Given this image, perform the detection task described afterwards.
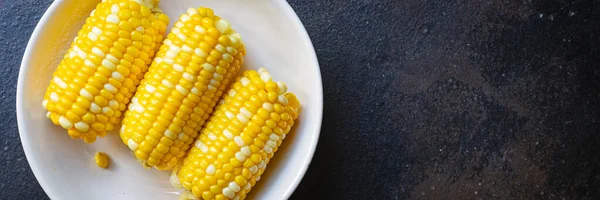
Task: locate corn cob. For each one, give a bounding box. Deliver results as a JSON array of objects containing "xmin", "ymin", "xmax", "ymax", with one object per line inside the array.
[
  {"xmin": 171, "ymin": 69, "xmax": 300, "ymax": 200},
  {"xmin": 120, "ymin": 7, "xmax": 246, "ymax": 170},
  {"xmin": 42, "ymin": 0, "xmax": 169, "ymax": 143}
]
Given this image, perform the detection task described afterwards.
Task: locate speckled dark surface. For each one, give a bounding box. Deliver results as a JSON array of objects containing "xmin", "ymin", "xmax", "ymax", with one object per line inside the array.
[{"xmin": 1, "ymin": 0, "xmax": 599, "ymax": 199}]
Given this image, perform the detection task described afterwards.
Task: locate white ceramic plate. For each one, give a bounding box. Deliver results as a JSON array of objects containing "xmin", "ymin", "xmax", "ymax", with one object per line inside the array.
[{"xmin": 16, "ymin": 0, "xmax": 322, "ymax": 199}]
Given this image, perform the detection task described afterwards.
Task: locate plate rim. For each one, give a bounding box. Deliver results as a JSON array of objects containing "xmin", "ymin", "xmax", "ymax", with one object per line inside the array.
[
  {"xmin": 17, "ymin": 2, "xmax": 66, "ymax": 199},
  {"xmin": 16, "ymin": 0, "xmax": 323, "ymax": 199}
]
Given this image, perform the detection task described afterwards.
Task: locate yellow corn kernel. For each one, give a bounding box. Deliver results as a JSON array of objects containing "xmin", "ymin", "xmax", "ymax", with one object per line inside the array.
[
  {"xmin": 95, "ymin": 152, "xmax": 109, "ymax": 168},
  {"xmin": 42, "ymin": 0, "xmax": 169, "ymax": 142},
  {"xmin": 174, "ymin": 68, "xmax": 299, "ymax": 199}
]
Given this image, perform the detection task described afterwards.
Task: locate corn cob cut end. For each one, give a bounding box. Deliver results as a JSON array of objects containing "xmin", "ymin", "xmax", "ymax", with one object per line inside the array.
[
  {"xmin": 178, "ymin": 190, "xmax": 198, "ymax": 200},
  {"xmin": 171, "ymin": 167, "xmax": 199, "ymax": 200},
  {"xmin": 119, "ymin": 6, "xmax": 246, "ymax": 170},
  {"xmin": 42, "ymin": 0, "xmax": 169, "ymax": 143},
  {"xmin": 133, "ymin": 0, "xmax": 164, "ymax": 12},
  {"xmin": 174, "ymin": 68, "xmax": 299, "ymax": 200}
]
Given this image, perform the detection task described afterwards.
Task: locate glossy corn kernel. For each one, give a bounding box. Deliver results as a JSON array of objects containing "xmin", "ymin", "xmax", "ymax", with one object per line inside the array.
[
  {"xmin": 95, "ymin": 152, "xmax": 109, "ymax": 168},
  {"xmin": 171, "ymin": 68, "xmax": 300, "ymax": 200},
  {"xmin": 120, "ymin": 7, "xmax": 246, "ymax": 170},
  {"xmin": 42, "ymin": 0, "xmax": 169, "ymax": 143}
]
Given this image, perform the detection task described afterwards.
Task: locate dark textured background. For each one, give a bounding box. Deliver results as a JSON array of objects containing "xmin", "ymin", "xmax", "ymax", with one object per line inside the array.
[{"xmin": 1, "ymin": 0, "xmax": 599, "ymax": 199}]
